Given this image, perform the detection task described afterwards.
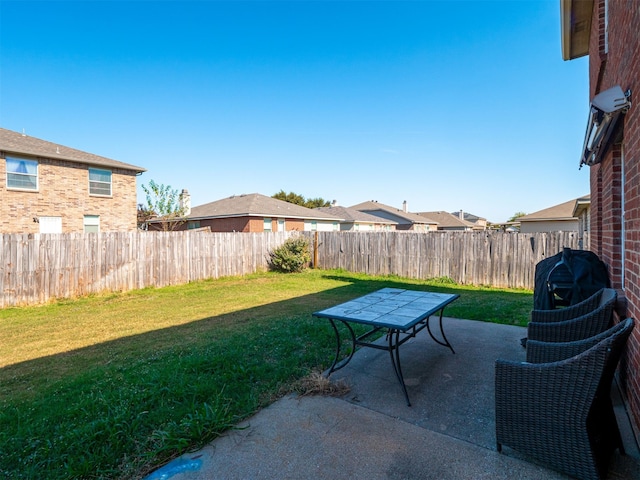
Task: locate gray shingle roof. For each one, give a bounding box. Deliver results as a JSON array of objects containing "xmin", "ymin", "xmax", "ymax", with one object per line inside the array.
[
  {"xmin": 349, "ymin": 200, "xmax": 438, "ymax": 224},
  {"xmin": 519, "ymin": 195, "xmax": 590, "ymax": 221},
  {"xmin": 417, "ymin": 211, "xmax": 472, "ymax": 228},
  {"xmin": 450, "ymin": 211, "xmax": 486, "ymax": 223},
  {"xmin": 0, "ymin": 127, "xmax": 145, "ymax": 172},
  {"xmin": 313, "ymin": 205, "xmax": 396, "ymax": 224},
  {"xmin": 189, "ymin": 193, "xmax": 344, "ymax": 221}
]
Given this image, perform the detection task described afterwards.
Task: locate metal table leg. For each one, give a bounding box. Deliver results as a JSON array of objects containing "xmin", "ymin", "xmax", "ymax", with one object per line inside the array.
[
  {"xmin": 388, "ymin": 329, "xmax": 412, "ymax": 406},
  {"xmin": 326, "ymin": 318, "xmax": 356, "ymax": 375},
  {"xmin": 426, "ymin": 308, "xmax": 455, "ymax": 354}
]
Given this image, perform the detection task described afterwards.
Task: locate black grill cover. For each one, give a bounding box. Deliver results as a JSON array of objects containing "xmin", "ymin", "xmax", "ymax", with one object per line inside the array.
[{"xmin": 533, "ymin": 247, "xmax": 610, "ymax": 310}]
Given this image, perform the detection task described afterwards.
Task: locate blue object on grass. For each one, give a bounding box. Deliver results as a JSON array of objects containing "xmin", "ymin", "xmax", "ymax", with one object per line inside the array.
[{"xmin": 144, "ymin": 456, "xmax": 203, "ymax": 480}]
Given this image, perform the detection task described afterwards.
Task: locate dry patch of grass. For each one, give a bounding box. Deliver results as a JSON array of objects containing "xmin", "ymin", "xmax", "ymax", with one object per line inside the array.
[{"xmin": 291, "ymin": 370, "xmax": 351, "ymax": 397}]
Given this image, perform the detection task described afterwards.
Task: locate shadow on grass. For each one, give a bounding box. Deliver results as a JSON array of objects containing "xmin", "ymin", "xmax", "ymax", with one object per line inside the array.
[{"xmin": 0, "ymin": 271, "xmax": 532, "ymax": 480}]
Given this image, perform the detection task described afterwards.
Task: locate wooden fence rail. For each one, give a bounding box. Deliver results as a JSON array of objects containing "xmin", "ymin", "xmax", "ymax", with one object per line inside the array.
[{"xmin": 1, "ymin": 230, "xmax": 587, "ymax": 308}]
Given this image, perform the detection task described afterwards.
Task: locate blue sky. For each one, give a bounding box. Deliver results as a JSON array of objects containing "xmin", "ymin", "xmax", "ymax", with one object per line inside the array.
[{"xmin": 0, "ymin": 0, "xmax": 590, "ymax": 223}]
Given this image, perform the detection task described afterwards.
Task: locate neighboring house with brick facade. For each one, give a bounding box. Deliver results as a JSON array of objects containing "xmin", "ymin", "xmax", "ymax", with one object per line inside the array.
[
  {"xmin": 313, "ymin": 203, "xmax": 396, "ymax": 231},
  {"xmin": 1, "ymin": 128, "xmax": 145, "ymax": 233},
  {"xmin": 561, "ymin": 0, "xmax": 640, "ymax": 444},
  {"xmin": 178, "ymin": 193, "xmax": 343, "ymax": 232},
  {"xmin": 350, "ymin": 200, "xmax": 438, "ymax": 232}
]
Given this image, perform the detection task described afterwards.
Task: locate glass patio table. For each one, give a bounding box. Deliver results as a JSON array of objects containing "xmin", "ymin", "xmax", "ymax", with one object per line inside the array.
[{"xmin": 312, "ymin": 288, "xmax": 459, "ymax": 406}]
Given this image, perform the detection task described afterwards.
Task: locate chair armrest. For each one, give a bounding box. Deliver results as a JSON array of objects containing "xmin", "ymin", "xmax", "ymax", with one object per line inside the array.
[
  {"xmin": 496, "ymin": 354, "xmax": 602, "ymax": 419},
  {"xmin": 530, "ymin": 289, "xmax": 605, "ymax": 323},
  {"xmin": 528, "ymin": 306, "xmax": 613, "ymax": 343},
  {"xmin": 526, "ymin": 337, "xmax": 601, "ymax": 363},
  {"xmin": 526, "ymin": 318, "xmax": 629, "ymax": 363}
]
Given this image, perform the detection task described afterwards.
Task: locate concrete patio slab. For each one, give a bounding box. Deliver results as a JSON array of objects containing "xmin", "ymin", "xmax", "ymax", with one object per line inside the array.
[{"xmin": 155, "ymin": 318, "xmax": 640, "ymax": 480}]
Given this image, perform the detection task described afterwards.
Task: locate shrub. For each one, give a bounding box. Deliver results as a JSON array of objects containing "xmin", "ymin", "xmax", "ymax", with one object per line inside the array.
[{"xmin": 268, "ymin": 236, "xmax": 311, "ymax": 273}]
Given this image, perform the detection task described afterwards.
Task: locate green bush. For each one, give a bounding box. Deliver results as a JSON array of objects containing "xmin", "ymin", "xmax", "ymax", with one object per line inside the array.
[{"xmin": 268, "ymin": 236, "xmax": 311, "ymax": 273}]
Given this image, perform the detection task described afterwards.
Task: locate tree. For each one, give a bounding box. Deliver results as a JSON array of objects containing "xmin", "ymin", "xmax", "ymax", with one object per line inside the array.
[
  {"xmin": 141, "ymin": 180, "xmax": 187, "ymax": 231},
  {"xmin": 507, "ymin": 211, "xmax": 527, "ymax": 223},
  {"xmin": 272, "ymin": 190, "xmax": 331, "ymax": 208},
  {"xmin": 304, "ymin": 197, "xmax": 331, "ymax": 208},
  {"xmin": 272, "ymin": 190, "xmax": 305, "ymax": 206},
  {"xmin": 137, "ymin": 203, "xmax": 155, "ymax": 230}
]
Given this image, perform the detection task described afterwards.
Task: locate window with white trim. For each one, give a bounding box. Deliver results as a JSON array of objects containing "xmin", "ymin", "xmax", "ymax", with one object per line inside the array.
[
  {"xmin": 84, "ymin": 215, "xmax": 100, "ymax": 233},
  {"xmin": 6, "ymin": 157, "xmax": 38, "ymax": 190},
  {"xmin": 264, "ymin": 218, "xmax": 273, "ymax": 232},
  {"xmin": 89, "ymin": 168, "xmax": 112, "ymax": 196}
]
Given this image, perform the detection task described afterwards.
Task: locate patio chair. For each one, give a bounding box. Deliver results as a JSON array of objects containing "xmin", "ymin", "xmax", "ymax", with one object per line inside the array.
[
  {"xmin": 531, "ymin": 287, "xmax": 616, "ymax": 323},
  {"xmin": 527, "ymin": 288, "xmax": 617, "ymax": 343},
  {"xmin": 495, "ymin": 317, "xmax": 635, "ymax": 480}
]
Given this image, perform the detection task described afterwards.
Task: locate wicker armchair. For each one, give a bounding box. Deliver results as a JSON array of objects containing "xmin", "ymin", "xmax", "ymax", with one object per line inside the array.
[
  {"xmin": 527, "ymin": 288, "xmax": 617, "ymax": 343},
  {"xmin": 531, "ymin": 288, "xmax": 616, "ymax": 322},
  {"xmin": 496, "ymin": 318, "xmax": 635, "ymax": 480}
]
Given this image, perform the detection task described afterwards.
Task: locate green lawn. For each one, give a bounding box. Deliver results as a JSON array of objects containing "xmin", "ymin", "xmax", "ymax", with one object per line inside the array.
[{"xmin": 0, "ymin": 269, "xmax": 533, "ymax": 480}]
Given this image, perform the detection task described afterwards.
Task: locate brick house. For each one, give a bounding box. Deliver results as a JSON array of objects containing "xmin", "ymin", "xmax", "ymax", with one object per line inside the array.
[
  {"xmin": 177, "ymin": 193, "xmax": 343, "ymax": 232},
  {"xmin": 1, "ymin": 128, "xmax": 145, "ymax": 233},
  {"xmin": 561, "ymin": 0, "xmax": 640, "ymax": 440}
]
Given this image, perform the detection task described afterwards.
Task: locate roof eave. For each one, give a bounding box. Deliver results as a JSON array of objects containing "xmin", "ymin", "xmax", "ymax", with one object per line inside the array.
[
  {"xmin": 520, "ymin": 217, "xmax": 578, "ymax": 222},
  {"xmin": 1, "ymin": 147, "xmax": 146, "ymax": 174},
  {"xmin": 188, "ymin": 213, "xmax": 343, "ymax": 221},
  {"xmin": 573, "ymin": 199, "xmax": 591, "ymax": 216},
  {"xmin": 560, "ymin": 0, "xmax": 593, "ymax": 61}
]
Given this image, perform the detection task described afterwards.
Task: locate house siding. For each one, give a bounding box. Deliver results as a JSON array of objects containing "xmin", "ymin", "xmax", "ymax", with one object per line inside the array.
[
  {"xmin": 1, "ymin": 155, "xmax": 138, "ymax": 233},
  {"xmin": 519, "ymin": 219, "xmax": 579, "ymax": 233},
  {"xmin": 586, "ymin": 0, "xmax": 640, "ymax": 439}
]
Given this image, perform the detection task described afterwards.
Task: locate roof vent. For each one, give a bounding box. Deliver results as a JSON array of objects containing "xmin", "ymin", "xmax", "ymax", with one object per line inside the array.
[{"xmin": 580, "ymin": 85, "xmax": 632, "ymax": 169}]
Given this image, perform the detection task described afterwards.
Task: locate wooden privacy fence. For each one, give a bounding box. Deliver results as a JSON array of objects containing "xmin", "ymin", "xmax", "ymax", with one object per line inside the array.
[
  {"xmin": 302, "ymin": 231, "xmax": 588, "ymax": 290},
  {"xmin": 0, "ymin": 231, "xmax": 293, "ymax": 308},
  {"xmin": 1, "ymin": 230, "xmax": 587, "ymax": 308}
]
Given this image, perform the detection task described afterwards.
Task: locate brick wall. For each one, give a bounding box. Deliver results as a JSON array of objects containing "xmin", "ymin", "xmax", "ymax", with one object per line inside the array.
[
  {"xmin": 186, "ymin": 217, "xmax": 308, "ymax": 232},
  {"xmin": 286, "ymin": 219, "xmax": 305, "ymax": 231},
  {"xmin": 587, "ymin": 0, "xmax": 640, "ymax": 439},
  {"xmin": 204, "ymin": 217, "xmax": 252, "ymax": 232},
  {"xmin": 1, "ymin": 156, "xmax": 139, "ymax": 233}
]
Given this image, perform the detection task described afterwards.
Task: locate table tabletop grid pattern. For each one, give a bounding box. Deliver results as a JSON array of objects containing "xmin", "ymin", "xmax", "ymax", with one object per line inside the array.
[{"xmin": 314, "ymin": 288, "xmax": 458, "ymax": 331}]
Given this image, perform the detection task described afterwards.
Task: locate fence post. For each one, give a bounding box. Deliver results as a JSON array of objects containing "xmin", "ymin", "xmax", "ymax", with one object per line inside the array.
[{"xmin": 313, "ymin": 231, "xmax": 319, "ymax": 269}]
